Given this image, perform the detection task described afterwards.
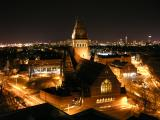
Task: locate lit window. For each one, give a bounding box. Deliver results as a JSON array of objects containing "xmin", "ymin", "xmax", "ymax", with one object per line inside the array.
[
  {"xmin": 105, "ymin": 98, "xmax": 108, "ymax": 102},
  {"xmin": 101, "ymin": 79, "xmax": 112, "ymax": 93},
  {"xmin": 47, "ymin": 67, "xmax": 51, "ymax": 72},
  {"xmin": 96, "ymin": 99, "xmax": 100, "ymax": 103},
  {"xmin": 42, "ymin": 68, "xmax": 46, "ymax": 72}
]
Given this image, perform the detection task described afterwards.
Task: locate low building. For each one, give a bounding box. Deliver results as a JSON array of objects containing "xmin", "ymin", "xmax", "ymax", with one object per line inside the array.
[
  {"xmin": 28, "ymin": 59, "xmax": 63, "ymax": 78},
  {"xmin": 110, "ymin": 60, "xmax": 137, "ymax": 78},
  {"xmin": 95, "ymin": 52, "xmax": 131, "ymax": 64}
]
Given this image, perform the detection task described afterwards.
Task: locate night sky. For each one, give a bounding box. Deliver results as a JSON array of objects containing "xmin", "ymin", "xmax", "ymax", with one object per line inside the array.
[{"xmin": 0, "ymin": 0, "xmax": 160, "ymax": 43}]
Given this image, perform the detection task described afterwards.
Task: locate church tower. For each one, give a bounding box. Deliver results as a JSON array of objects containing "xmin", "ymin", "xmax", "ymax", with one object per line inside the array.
[{"xmin": 71, "ymin": 18, "xmax": 90, "ymax": 63}]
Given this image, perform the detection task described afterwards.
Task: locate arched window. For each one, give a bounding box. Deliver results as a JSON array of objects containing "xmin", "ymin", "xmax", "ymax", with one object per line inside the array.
[
  {"xmin": 101, "ymin": 79, "xmax": 112, "ymax": 93},
  {"xmin": 76, "ymin": 44, "xmax": 79, "ymax": 47}
]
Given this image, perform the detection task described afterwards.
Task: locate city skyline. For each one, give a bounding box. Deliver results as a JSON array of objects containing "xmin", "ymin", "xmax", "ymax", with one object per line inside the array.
[
  {"xmin": 0, "ymin": 15, "xmax": 160, "ymax": 119},
  {"xmin": 0, "ymin": 0, "xmax": 160, "ymax": 43}
]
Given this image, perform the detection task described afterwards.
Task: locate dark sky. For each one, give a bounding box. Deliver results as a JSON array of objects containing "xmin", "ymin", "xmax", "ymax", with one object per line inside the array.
[{"xmin": 0, "ymin": 0, "xmax": 160, "ymax": 43}]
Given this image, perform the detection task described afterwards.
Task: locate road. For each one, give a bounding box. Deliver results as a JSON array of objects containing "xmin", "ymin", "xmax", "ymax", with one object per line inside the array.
[
  {"xmin": 110, "ymin": 56, "xmax": 160, "ymax": 118},
  {"xmin": 6, "ymin": 83, "xmax": 45, "ymax": 107},
  {"xmin": 129, "ymin": 57, "xmax": 160, "ymax": 113}
]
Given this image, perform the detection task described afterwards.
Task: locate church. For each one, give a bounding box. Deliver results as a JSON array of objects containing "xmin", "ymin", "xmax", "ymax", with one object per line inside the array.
[
  {"xmin": 40, "ymin": 19, "xmax": 121, "ymax": 109},
  {"xmin": 70, "ymin": 18, "xmax": 121, "ymax": 104}
]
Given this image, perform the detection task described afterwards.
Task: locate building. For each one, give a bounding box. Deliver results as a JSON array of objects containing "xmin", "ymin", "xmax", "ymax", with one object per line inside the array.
[
  {"xmin": 76, "ymin": 60, "xmax": 121, "ymax": 103},
  {"xmin": 28, "ymin": 59, "xmax": 63, "ymax": 78},
  {"xmin": 110, "ymin": 60, "xmax": 137, "ymax": 78},
  {"xmin": 95, "ymin": 52, "xmax": 131, "ymax": 64},
  {"xmin": 71, "ymin": 19, "xmax": 90, "ymax": 63},
  {"xmin": 27, "ymin": 49, "xmax": 74, "ymax": 78},
  {"xmin": 0, "ymin": 103, "xmax": 120, "ymax": 120},
  {"xmin": 40, "ymin": 60, "xmax": 121, "ymax": 110},
  {"xmin": 39, "ymin": 19, "xmax": 121, "ymax": 112}
]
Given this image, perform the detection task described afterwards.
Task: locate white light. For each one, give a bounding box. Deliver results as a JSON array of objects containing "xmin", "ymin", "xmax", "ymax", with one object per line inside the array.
[
  {"xmin": 123, "ymin": 72, "xmax": 136, "ymax": 78},
  {"xmin": 97, "ymin": 52, "xmax": 113, "ymax": 56}
]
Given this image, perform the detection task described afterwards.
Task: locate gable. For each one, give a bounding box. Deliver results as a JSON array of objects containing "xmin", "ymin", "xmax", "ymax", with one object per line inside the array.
[{"xmin": 76, "ymin": 60, "xmax": 120, "ymax": 87}]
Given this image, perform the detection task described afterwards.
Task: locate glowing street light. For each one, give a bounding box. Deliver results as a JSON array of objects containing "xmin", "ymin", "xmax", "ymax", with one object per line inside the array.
[{"xmin": 12, "ymin": 74, "xmax": 19, "ymax": 86}]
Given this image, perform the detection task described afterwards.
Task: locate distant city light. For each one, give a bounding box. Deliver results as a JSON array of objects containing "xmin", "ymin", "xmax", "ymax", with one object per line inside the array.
[{"xmin": 148, "ymin": 35, "xmax": 152, "ymax": 38}]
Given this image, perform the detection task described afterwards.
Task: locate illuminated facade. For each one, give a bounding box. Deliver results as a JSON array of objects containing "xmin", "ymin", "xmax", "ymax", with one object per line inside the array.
[
  {"xmin": 71, "ymin": 19, "xmax": 90, "ymax": 62},
  {"xmin": 32, "ymin": 65, "xmax": 60, "ymax": 75},
  {"xmin": 28, "ymin": 59, "xmax": 63, "ymax": 77},
  {"xmin": 76, "ymin": 61, "xmax": 121, "ymax": 104}
]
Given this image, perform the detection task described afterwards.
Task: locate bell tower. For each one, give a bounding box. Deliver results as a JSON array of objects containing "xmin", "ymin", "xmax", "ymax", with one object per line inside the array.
[{"xmin": 71, "ymin": 18, "xmax": 90, "ymax": 62}]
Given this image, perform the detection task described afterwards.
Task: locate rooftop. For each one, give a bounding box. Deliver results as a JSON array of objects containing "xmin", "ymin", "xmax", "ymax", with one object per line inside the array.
[
  {"xmin": 72, "ymin": 18, "xmax": 88, "ymax": 40},
  {"xmin": 28, "ymin": 59, "xmax": 62, "ymax": 66},
  {"xmin": 43, "ymin": 87, "xmax": 71, "ymax": 97}
]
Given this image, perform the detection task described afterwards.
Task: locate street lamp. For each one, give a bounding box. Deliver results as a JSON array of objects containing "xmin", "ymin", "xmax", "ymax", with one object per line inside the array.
[{"xmin": 13, "ymin": 74, "xmax": 19, "ymax": 86}]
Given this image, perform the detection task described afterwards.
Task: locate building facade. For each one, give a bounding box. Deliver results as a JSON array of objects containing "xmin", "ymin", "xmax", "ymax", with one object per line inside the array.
[
  {"xmin": 71, "ymin": 19, "xmax": 90, "ymax": 62},
  {"xmin": 28, "ymin": 59, "xmax": 63, "ymax": 78}
]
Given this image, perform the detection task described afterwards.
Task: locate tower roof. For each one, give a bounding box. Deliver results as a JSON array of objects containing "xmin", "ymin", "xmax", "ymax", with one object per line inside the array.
[{"xmin": 71, "ymin": 18, "xmax": 88, "ymax": 40}]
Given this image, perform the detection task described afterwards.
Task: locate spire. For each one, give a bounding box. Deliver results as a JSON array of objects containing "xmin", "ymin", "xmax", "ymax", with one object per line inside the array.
[{"xmin": 71, "ymin": 18, "xmax": 88, "ymax": 40}]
